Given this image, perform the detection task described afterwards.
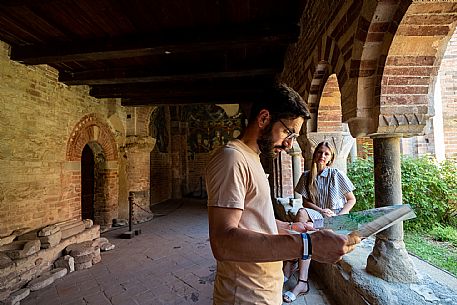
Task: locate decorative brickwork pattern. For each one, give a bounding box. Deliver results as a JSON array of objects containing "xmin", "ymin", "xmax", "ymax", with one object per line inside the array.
[{"xmin": 66, "ymin": 114, "xmax": 118, "ymax": 161}]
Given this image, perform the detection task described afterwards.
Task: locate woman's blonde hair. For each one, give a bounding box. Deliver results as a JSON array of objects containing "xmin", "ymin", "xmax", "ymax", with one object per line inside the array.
[{"xmin": 305, "ymin": 142, "xmax": 335, "ymax": 207}]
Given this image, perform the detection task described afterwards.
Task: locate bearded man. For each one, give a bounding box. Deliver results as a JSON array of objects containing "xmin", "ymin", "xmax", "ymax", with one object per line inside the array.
[{"xmin": 205, "ymin": 83, "xmax": 360, "ymax": 305}]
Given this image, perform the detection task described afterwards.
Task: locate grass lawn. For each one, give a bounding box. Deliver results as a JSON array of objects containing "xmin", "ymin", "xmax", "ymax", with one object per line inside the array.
[{"xmin": 404, "ymin": 231, "xmax": 457, "ymax": 277}]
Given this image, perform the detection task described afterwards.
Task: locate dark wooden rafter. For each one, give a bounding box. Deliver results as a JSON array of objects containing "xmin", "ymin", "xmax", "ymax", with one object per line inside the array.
[
  {"xmin": 121, "ymin": 90, "xmax": 263, "ymax": 106},
  {"xmin": 10, "ymin": 22, "xmax": 300, "ymax": 64},
  {"xmin": 58, "ymin": 46, "xmax": 285, "ymax": 85},
  {"xmin": 0, "ymin": 0, "xmax": 68, "ymax": 6},
  {"xmin": 90, "ymin": 76, "xmax": 274, "ymax": 99},
  {"xmin": 60, "ymin": 68, "xmax": 278, "ymax": 85},
  {"xmin": 0, "ymin": 0, "xmax": 306, "ymax": 104}
]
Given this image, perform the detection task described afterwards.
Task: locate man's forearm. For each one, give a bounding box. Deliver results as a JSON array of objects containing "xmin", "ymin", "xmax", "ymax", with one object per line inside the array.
[{"xmin": 210, "ymin": 228, "xmax": 303, "ymax": 262}]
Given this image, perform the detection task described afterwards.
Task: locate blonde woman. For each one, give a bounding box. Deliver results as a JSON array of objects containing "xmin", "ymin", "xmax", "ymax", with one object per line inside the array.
[{"xmin": 283, "ymin": 141, "xmax": 356, "ymax": 303}]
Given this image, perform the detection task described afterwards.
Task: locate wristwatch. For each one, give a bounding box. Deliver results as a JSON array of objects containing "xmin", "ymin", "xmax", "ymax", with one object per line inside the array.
[{"xmin": 300, "ymin": 233, "xmax": 312, "ymax": 260}]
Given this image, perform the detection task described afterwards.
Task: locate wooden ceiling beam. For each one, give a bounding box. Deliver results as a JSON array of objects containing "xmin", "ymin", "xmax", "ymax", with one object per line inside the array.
[
  {"xmin": 60, "ymin": 68, "xmax": 278, "ymax": 85},
  {"xmin": 11, "ymin": 23, "xmax": 299, "ymax": 64},
  {"xmin": 90, "ymin": 78, "xmax": 271, "ymax": 99},
  {"xmin": 120, "ymin": 91, "xmax": 262, "ymax": 106},
  {"xmin": 91, "ymin": 87, "xmax": 264, "ymax": 99}
]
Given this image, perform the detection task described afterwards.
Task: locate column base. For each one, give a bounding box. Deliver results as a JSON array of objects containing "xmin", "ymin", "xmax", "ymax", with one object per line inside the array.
[{"xmin": 366, "ymin": 237, "xmax": 419, "ymax": 283}]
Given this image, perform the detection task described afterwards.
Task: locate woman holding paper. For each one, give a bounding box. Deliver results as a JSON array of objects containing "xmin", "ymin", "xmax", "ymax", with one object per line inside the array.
[{"xmin": 283, "ymin": 141, "xmax": 356, "ymax": 303}]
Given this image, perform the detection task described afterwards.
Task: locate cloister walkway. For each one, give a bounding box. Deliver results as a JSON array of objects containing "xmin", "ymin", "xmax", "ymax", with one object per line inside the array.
[{"xmin": 20, "ymin": 199, "xmax": 331, "ymax": 305}]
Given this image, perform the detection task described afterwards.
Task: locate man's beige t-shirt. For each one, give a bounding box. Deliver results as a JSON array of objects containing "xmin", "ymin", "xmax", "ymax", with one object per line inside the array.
[{"xmin": 206, "ymin": 139, "xmax": 283, "ymax": 305}]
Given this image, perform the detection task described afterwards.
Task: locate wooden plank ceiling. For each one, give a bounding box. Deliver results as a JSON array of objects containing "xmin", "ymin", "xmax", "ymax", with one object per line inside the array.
[{"xmin": 0, "ymin": 0, "xmax": 305, "ymax": 106}]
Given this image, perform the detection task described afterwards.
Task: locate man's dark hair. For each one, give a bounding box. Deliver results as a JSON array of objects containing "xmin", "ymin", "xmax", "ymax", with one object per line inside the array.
[{"xmin": 249, "ymin": 83, "xmax": 310, "ymax": 122}]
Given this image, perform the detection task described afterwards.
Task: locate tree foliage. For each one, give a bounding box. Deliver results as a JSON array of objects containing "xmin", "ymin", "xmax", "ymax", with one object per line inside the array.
[{"xmin": 347, "ymin": 156, "xmax": 457, "ymax": 231}]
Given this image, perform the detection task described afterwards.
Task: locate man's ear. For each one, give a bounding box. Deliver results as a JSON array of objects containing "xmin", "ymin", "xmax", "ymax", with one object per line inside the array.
[{"xmin": 258, "ymin": 109, "xmax": 270, "ymax": 128}]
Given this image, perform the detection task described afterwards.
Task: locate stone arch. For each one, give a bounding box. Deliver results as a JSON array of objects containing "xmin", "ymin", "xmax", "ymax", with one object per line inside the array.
[{"xmin": 65, "ymin": 113, "xmax": 119, "ymax": 230}]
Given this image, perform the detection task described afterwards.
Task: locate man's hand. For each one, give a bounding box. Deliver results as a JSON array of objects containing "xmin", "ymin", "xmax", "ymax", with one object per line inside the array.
[
  {"xmin": 291, "ymin": 221, "xmax": 314, "ymax": 233},
  {"xmin": 309, "ymin": 229, "xmax": 361, "ymax": 263}
]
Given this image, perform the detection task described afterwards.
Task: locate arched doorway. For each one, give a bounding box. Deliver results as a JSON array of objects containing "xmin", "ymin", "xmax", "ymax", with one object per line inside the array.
[{"xmin": 81, "ymin": 144, "xmax": 95, "ymax": 220}]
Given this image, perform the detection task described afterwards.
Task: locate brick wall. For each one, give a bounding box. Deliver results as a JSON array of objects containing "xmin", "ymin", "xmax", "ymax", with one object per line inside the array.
[
  {"xmin": 150, "ymin": 151, "xmax": 173, "ymax": 203},
  {"xmin": 280, "ymin": 153, "xmax": 294, "ymax": 198},
  {"xmin": 318, "ymin": 74, "xmax": 343, "ymax": 132},
  {"xmin": 188, "ymin": 154, "xmax": 211, "ymax": 197},
  {"xmin": 440, "ymin": 28, "xmax": 457, "ymax": 158},
  {"xmin": 0, "ymin": 40, "xmax": 126, "ymax": 235},
  {"xmin": 356, "ymin": 137, "xmax": 373, "ymax": 159}
]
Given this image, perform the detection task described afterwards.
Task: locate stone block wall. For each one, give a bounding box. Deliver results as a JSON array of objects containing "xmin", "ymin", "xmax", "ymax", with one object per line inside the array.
[{"xmin": 0, "ymin": 40, "xmax": 126, "ymax": 235}]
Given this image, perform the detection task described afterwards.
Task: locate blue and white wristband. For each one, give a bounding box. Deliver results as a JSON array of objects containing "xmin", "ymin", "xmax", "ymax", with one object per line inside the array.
[{"xmin": 301, "ymin": 233, "xmax": 312, "ymax": 260}]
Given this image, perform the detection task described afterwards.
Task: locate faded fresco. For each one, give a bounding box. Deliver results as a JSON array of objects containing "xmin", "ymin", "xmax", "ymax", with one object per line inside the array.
[
  {"xmin": 183, "ymin": 104, "xmax": 245, "ymax": 159},
  {"xmin": 150, "ymin": 107, "xmax": 169, "ymax": 153}
]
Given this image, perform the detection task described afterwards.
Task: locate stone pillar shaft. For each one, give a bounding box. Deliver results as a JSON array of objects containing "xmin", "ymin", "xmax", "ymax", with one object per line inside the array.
[
  {"xmin": 124, "ymin": 136, "xmax": 155, "ymax": 223},
  {"xmin": 373, "ymin": 137, "xmax": 404, "ymax": 238},
  {"xmin": 288, "ymin": 142, "xmax": 303, "ymax": 199},
  {"xmin": 366, "ymin": 136, "xmax": 418, "ymax": 282}
]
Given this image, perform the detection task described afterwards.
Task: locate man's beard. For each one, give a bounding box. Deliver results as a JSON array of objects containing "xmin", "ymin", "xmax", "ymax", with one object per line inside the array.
[{"xmin": 257, "ymin": 123, "xmax": 286, "ymax": 158}]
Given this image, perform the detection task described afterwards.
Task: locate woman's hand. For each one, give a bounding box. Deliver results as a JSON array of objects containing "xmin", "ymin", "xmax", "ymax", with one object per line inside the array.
[{"xmin": 321, "ymin": 208, "xmax": 336, "ymax": 218}]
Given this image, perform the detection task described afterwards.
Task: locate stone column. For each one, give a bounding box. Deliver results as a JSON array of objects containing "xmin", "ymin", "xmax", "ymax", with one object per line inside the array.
[
  {"xmin": 124, "ymin": 136, "xmax": 156, "ymax": 223},
  {"xmin": 299, "ymin": 132, "xmax": 355, "ymax": 173},
  {"xmin": 366, "ymin": 136, "xmax": 418, "ymax": 282},
  {"xmin": 349, "ymin": 140, "xmax": 357, "ymax": 163},
  {"xmin": 288, "ymin": 141, "xmax": 303, "ymax": 201}
]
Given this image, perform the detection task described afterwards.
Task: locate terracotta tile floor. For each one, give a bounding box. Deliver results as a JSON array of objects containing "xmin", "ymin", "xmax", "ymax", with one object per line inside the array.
[{"xmin": 20, "ymin": 199, "xmax": 331, "ymax": 305}]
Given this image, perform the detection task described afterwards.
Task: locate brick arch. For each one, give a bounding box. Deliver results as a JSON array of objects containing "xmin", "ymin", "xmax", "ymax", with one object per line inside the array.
[
  {"xmin": 282, "ymin": 0, "xmax": 411, "ymax": 137},
  {"xmin": 65, "ymin": 113, "xmax": 119, "ymax": 229},
  {"xmin": 307, "ymin": 62, "xmax": 330, "ymax": 113},
  {"xmin": 66, "ymin": 113, "xmax": 118, "ymax": 161},
  {"xmin": 344, "ymin": 0, "xmax": 411, "ymax": 136},
  {"xmin": 379, "ymin": 2, "xmax": 457, "ymax": 135}
]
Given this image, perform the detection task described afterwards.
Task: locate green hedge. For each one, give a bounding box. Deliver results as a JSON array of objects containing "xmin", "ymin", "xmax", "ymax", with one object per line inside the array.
[{"xmin": 347, "ymin": 156, "xmax": 457, "ymax": 231}]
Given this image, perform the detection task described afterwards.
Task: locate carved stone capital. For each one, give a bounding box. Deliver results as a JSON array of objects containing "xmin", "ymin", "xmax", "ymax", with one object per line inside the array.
[{"xmin": 376, "ymin": 114, "xmax": 428, "ymax": 136}]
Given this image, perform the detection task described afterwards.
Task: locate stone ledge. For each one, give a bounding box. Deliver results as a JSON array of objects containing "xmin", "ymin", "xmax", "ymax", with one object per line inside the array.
[{"xmin": 311, "ymin": 238, "xmax": 457, "ymax": 305}]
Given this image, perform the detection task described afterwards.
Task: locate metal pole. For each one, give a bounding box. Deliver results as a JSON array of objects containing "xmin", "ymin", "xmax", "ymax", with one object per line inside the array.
[{"xmin": 128, "ymin": 191, "xmax": 134, "ymax": 232}]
